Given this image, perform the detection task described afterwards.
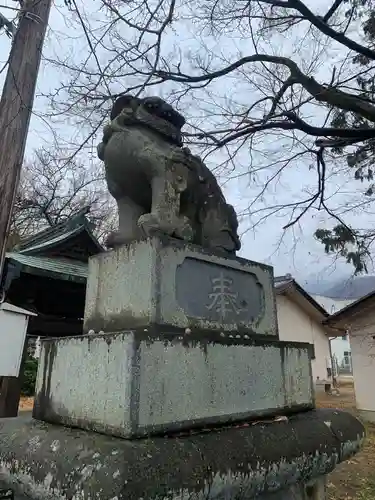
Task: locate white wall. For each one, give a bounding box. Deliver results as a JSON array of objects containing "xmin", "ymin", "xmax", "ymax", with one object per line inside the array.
[
  {"xmin": 346, "ymin": 310, "xmax": 375, "ymax": 416},
  {"xmin": 276, "ymin": 294, "xmax": 331, "ymax": 381}
]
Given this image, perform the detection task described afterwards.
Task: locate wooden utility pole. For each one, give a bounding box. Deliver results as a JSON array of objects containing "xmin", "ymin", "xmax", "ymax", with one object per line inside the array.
[
  {"xmin": 0, "ymin": 0, "xmax": 52, "ymax": 276},
  {"xmin": 0, "ymin": 0, "xmax": 52, "ymax": 417}
]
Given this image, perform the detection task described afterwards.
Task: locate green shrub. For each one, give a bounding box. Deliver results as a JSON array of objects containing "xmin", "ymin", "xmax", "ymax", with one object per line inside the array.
[{"xmin": 21, "ymin": 353, "xmax": 38, "ymax": 396}]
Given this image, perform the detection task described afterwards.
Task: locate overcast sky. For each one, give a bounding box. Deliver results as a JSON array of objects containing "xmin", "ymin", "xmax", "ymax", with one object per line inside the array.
[{"xmin": 0, "ymin": 0, "xmax": 370, "ymax": 286}]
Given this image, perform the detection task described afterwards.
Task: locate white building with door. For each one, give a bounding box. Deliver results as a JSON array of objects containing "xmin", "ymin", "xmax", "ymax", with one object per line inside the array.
[{"xmin": 313, "ymin": 295, "xmax": 354, "ymax": 373}]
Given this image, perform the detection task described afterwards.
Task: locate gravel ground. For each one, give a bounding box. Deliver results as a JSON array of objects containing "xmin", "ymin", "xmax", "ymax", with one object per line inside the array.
[
  {"xmin": 317, "ymin": 383, "xmax": 375, "ymax": 500},
  {"xmin": 0, "ymin": 489, "xmax": 29, "ymax": 500}
]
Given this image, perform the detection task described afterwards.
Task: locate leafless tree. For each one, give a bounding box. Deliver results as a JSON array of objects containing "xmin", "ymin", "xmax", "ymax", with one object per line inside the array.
[
  {"xmin": 8, "ymin": 147, "xmax": 116, "ymax": 249},
  {"xmin": 37, "ymin": 0, "xmax": 375, "ymax": 271}
]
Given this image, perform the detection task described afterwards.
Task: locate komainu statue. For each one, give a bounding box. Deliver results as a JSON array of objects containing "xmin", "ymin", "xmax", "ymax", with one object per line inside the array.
[{"xmin": 97, "ymin": 94, "xmax": 241, "ymax": 255}]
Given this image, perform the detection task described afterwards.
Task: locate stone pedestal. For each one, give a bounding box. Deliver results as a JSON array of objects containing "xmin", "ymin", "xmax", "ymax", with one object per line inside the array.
[
  {"xmin": 10, "ymin": 237, "xmax": 366, "ymax": 498},
  {"xmin": 0, "ymin": 409, "xmax": 365, "ymax": 500},
  {"xmin": 84, "ymin": 236, "xmax": 278, "ymax": 336},
  {"xmin": 33, "ymin": 332, "xmax": 313, "ymax": 438},
  {"xmin": 34, "ymin": 238, "xmax": 315, "ymax": 439}
]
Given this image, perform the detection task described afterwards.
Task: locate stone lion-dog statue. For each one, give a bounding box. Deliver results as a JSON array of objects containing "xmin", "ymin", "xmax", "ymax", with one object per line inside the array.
[{"xmin": 97, "ymin": 94, "xmax": 241, "ymax": 255}]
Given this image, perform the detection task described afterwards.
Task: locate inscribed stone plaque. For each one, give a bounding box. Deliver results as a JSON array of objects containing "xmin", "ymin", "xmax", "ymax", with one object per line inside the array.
[
  {"xmin": 175, "ymin": 257, "xmax": 265, "ymax": 324},
  {"xmin": 84, "ymin": 237, "xmax": 277, "ymax": 335}
]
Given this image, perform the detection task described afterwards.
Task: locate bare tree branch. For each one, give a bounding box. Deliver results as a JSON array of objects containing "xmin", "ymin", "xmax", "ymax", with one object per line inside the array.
[
  {"xmin": 29, "ymin": 0, "xmax": 375, "ymax": 272},
  {"xmin": 323, "ymin": 0, "xmax": 345, "ymax": 23}
]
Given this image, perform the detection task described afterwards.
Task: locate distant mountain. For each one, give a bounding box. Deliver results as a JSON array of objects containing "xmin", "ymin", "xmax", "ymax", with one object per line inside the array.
[
  {"xmin": 302, "ymin": 275, "xmax": 347, "ymax": 296},
  {"xmin": 302, "ymin": 273, "xmax": 375, "ymax": 300},
  {"xmin": 322, "ymin": 275, "xmax": 375, "ymax": 299},
  {"xmin": 303, "ymin": 280, "xmax": 338, "ymax": 296}
]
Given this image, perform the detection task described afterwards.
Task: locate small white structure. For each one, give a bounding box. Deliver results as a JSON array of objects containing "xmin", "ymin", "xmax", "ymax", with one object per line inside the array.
[
  {"xmin": 274, "ymin": 277, "xmax": 334, "ymax": 382},
  {"xmin": 326, "ymin": 291, "xmax": 375, "ymax": 422},
  {"xmin": 313, "ymin": 294, "xmax": 354, "ymax": 373},
  {"xmin": 0, "ymin": 302, "xmax": 37, "ymax": 377}
]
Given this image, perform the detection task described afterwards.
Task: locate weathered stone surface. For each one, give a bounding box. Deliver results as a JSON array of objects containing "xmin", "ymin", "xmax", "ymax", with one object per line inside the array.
[
  {"xmin": 1, "ymin": 474, "xmax": 328, "ymax": 500},
  {"xmin": 97, "ymin": 94, "xmax": 241, "ymax": 255},
  {"xmin": 33, "ymin": 332, "xmax": 313, "ymax": 438},
  {"xmin": 358, "ymin": 409, "xmax": 375, "ymax": 423},
  {"xmin": 0, "ymin": 409, "xmax": 365, "ymax": 499},
  {"xmin": 84, "ymin": 236, "xmax": 278, "ymax": 335}
]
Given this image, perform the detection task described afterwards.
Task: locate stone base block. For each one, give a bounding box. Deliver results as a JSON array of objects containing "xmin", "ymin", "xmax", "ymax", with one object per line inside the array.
[
  {"xmin": 33, "ymin": 332, "xmax": 314, "ymax": 438},
  {"xmin": 83, "ymin": 236, "xmax": 278, "ymax": 336},
  {"xmin": 0, "ymin": 409, "xmax": 365, "ymax": 500}
]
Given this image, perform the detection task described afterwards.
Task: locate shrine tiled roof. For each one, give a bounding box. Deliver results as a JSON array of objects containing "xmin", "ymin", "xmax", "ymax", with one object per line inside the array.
[
  {"xmin": 6, "ymin": 252, "xmax": 88, "ymax": 283},
  {"xmin": 273, "ymin": 274, "xmax": 293, "ymax": 289},
  {"xmin": 15, "ymin": 208, "xmax": 103, "ymax": 257},
  {"xmin": 274, "ymin": 274, "xmax": 329, "ymax": 318},
  {"xmin": 18, "ymin": 226, "xmax": 85, "ymax": 254}
]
